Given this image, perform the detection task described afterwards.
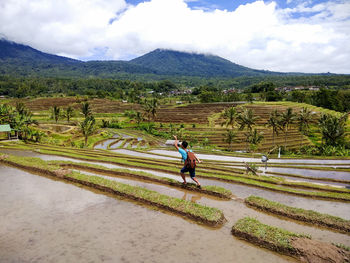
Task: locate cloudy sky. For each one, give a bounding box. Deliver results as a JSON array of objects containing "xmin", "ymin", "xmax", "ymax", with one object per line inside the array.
[{"xmin": 1, "ymin": 0, "xmax": 349, "ymax": 73}]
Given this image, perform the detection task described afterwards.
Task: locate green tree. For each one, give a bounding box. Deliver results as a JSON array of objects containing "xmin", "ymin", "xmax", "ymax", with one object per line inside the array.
[
  {"xmin": 237, "ymin": 108, "xmax": 259, "ymax": 150},
  {"xmin": 135, "ymin": 111, "xmax": 143, "ymax": 126},
  {"xmin": 281, "ymin": 108, "xmax": 297, "ymax": 149},
  {"xmin": 266, "ymin": 109, "xmax": 282, "ymax": 147},
  {"xmin": 319, "ymin": 113, "xmax": 347, "ymax": 147},
  {"xmin": 79, "ymin": 116, "xmax": 96, "ymax": 146},
  {"xmin": 149, "ymin": 98, "xmax": 159, "ymax": 121},
  {"xmin": 221, "ymin": 107, "xmax": 238, "ymax": 129},
  {"xmin": 65, "ymin": 106, "xmax": 74, "ymax": 123},
  {"xmin": 81, "ymin": 102, "xmax": 92, "ymax": 118},
  {"xmin": 223, "ymin": 129, "xmax": 237, "ymax": 151},
  {"xmin": 237, "ymin": 108, "xmax": 259, "ymax": 132},
  {"xmin": 51, "ymin": 105, "xmax": 60, "ymax": 123},
  {"xmin": 246, "ymin": 128, "xmax": 264, "ymax": 152},
  {"xmin": 297, "ymin": 107, "xmax": 314, "ymax": 149}
]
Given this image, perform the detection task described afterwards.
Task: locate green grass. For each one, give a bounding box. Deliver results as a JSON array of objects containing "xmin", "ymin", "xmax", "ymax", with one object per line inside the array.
[
  {"xmin": 3, "ymin": 143, "xmax": 350, "ymax": 201},
  {"xmin": 232, "ymin": 217, "xmax": 310, "ymax": 249},
  {"xmin": 51, "ymin": 161, "xmax": 233, "ymax": 199},
  {"xmin": 245, "ymin": 196, "xmax": 350, "ymax": 232},
  {"xmin": 0, "ymin": 154, "xmax": 225, "ymax": 225}
]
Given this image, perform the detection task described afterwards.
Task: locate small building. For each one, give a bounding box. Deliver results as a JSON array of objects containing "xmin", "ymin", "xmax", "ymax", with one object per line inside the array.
[{"xmin": 0, "ymin": 124, "xmax": 18, "ymax": 140}]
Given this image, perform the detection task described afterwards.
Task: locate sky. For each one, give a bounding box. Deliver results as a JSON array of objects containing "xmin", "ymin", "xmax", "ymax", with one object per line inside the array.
[{"xmin": 0, "ymin": 0, "xmax": 350, "ymax": 74}]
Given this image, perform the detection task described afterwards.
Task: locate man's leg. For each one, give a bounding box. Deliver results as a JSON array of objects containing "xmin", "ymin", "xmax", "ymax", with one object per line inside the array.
[
  {"xmin": 180, "ymin": 172, "xmax": 187, "ymax": 184},
  {"xmin": 180, "ymin": 166, "xmax": 187, "ymax": 184},
  {"xmin": 190, "ymin": 169, "xmax": 200, "ymax": 187}
]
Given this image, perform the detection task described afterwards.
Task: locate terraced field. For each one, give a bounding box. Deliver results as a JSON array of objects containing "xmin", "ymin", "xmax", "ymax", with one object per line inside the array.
[
  {"xmin": 154, "ymin": 102, "xmax": 319, "ymax": 151},
  {"xmin": 1, "ymin": 139, "xmax": 349, "ymax": 263},
  {"xmin": 11, "ymin": 97, "xmax": 140, "ymax": 113}
]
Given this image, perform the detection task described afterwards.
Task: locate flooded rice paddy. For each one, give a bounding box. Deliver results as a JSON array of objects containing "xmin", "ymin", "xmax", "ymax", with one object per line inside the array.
[
  {"xmin": 1, "ymin": 165, "xmax": 295, "ymax": 263},
  {"xmin": 1, "ymin": 147, "xmax": 350, "ymax": 262},
  {"xmin": 149, "ymin": 149, "xmax": 350, "ymax": 165}
]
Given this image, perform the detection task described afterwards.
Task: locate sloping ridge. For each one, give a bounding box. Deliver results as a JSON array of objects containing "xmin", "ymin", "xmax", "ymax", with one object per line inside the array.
[
  {"xmin": 0, "ymin": 39, "xmax": 281, "ymax": 78},
  {"xmin": 130, "ymin": 49, "xmax": 279, "ymax": 77}
]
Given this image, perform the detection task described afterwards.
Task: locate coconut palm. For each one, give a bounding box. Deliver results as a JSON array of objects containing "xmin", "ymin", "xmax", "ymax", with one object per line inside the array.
[
  {"xmin": 281, "ymin": 108, "xmax": 297, "ymax": 149},
  {"xmin": 223, "ymin": 129, "xmax": 237, "ymax": 151},
  {"xmin": 135, "ymin": 111, "xmax": 143, "ymax": 126},
  {"xmin": 81, "ymin": 102, "xmax": 92, "ymax": 118},
  {"xmin": 237, "ymin": 108, "xmax": 259, "ymax": 132},
  {"xmin": 15, "ymin": 102, "xmax": 26, "ymax": 116},
  {"xmin": 0, "ymin": 104, "xmax": 13, "ymax": 124},
  {"xmin": 246, "ymin": 128, "xmax": 264, "ymax": 152},
  {"xmin": 149, "ymin": 98, "xmax": 159, "ymax": 121},
  {"xmin": 266, "ymin": 109, "xmax": 282, "ymax": 147},
  {"xmin": 319, "ymin": 113, "xmax": 347, "ymax": 147},
  {"xmin": 142, "ymin": 99, "xmax": 152, "ymax": 121},
  {"xmin": 221, "ymin": 107, "xmax": 238, "ymax": 129},
  {"xmin": 237, "ymin": 108, "xmax": 259, "ymax": 150},
  {"xmin": 297, "ymin": 107, "xmax": 314, "ymax": 149},
  {"xmin": 51, "ymin": 105, "xmax": 60, "ymax": 123},
  {"xmin": 79, "ymin": 116, "xmax": 96, "ymax": 146},
  {"xmin": 65, "ymin": 106, "xmax": 74, "ymax": 123}
]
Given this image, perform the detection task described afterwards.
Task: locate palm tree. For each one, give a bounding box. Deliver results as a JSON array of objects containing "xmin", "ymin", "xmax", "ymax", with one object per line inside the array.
[
  {"xmin": 281, "ymin": 108, "xmax": 297, "ymax": 149},
  {"xmin": 237, "ymin": 108, "xmax": 259, "ymax": 150},
  {"xmin": 0, "ymin": 104, "xmax": 13, "ymax": 124},
  {"xmin": 246, "ymin": 128, "xmax": 264, "ymax": 152},
  {"xmin": 237, "ymin": 108, "xmax": 259, "ymax": 132},
  {"xmin": 142, "ymin": 98, "xmax": 159, "ymax": 121},
  {"xmin": 15, "ymin": 102, "xmax": 26, "ymax": 116},
  {"xmin": 221, "ymin": 107, "xmax": 238, "ymax": 129},
  {"xmin": 223, "ymin": 129, "xmax": 237, "ymax": 151},
  {"xmin": 79, "ymin": 116, "xmax": 96, "ymax": 146},
  {"xmin": 142, "ymin": 99, "xmax": 152, "ymax": 121},
  {"xmin": 51, "ymin": 105, "xmax": 60, "ymax": 123},
  {"xmin": 319, "ymin": 113, "xmax": 347, "ymax": 147},
  {"xmin": 266, "ymin": 109, "xmax": 282, "ymax": 147},
  {"xmin": 65, "ymin": 106, "xmax": 74, "ymax": 123},
  {"xmin": 297, "ymin": 107, "xmax": 314, "ymax": 149},
  {"xmin": 81, "ymin": 102, "xmax": 92, "ymax": 118},
  {"xmin": 135, "ymin": 111, "xmax": 143, "ymax": 126},
  {"xmin": 149, "ymin": 98, "xmax": 159, "ymax": 121}
]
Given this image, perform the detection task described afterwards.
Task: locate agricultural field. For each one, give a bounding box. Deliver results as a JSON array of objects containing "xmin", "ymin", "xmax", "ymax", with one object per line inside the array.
[{"xmin": 1, "ymin": 97, "xmax": 350, "ymax": 262}]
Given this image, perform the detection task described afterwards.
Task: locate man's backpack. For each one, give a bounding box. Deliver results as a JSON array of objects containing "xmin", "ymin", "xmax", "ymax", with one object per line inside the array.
[{"xmin": 185, "ymin": 150, "xmax": 196, "ymax": 169}]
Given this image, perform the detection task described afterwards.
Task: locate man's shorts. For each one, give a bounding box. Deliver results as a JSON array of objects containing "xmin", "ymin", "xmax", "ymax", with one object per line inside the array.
[{"xmin": 180, "ymin": 166, "xmax": 196, "ymax": 178}]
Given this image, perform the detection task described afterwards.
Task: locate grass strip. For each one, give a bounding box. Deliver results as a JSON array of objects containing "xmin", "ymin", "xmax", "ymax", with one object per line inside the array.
[
  {"xmin": 232, "ymin": 217, "xmax": 309, "ymax": 256},
  {"xmin": 0, "ymin": 154, "xmax": 226, "ymax": 227},
  {"xmin": 18, "ymin": 148, "xmax": 350, "ymax": 201},
  {"xmin": 245, "ymin": 196, "xmax": 350, "ymax": 233},
  {"xmin": 54, "ymin": 161, "xmax": 233, "ymax": 199},
  {"xmin": 37, "ymin": 147, "xmax": 350, "ymax": 194},
  {"xmin": 5, "ymin": 144, "xmax": 350, "ymax": 201}
]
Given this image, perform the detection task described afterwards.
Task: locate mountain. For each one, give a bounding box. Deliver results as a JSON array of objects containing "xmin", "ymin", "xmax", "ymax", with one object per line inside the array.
[
  {"xmin": 130, "ymin": 49, "xmax": 278, "ymax": 77},
  {"xmin": 0, "ymin": 39, "xmax": 281, "ymax": 79}
]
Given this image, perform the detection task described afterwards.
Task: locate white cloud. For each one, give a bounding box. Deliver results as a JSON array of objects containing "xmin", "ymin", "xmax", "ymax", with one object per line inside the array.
[{"xmin": 0, "ymin": 0, "xmax": 349, "ymax": 73}]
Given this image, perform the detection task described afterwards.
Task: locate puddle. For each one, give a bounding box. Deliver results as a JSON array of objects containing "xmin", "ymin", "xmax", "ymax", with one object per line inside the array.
[
  {"xmin": 109, "ymin": 140, "xmax": 123, "ymax": 149},
  {"xmin": 264, "ymin": 167, "xmax": 350, "ymax": 181},
  {"xmin": 0, "ymin": 164, "xmax": 296, "ymax": 263},
  {"xmin": 111, "ymin": 149, "xmax": 177, "ymax": 160},
  {"xmin": 149, "ymin": 150, "xmax": 350, "ymax": 165},
  {"xmin": 119, "ymin": 133, "xmax": 133, "ymax": 138},
  {"xmin": 94, "ymin": 139, "xmax": 117, "ymax": 150},
  {"xmin": 264, "ymin": 173, "xmax": 350, "ymax": 188}
]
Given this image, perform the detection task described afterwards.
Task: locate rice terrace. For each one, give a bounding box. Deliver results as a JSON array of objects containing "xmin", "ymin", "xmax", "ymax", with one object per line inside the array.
[
  {"xmin": 1, "ymin": 1, "xmax": 350, "ymax": 261},
  {"xmin": 1, "ymin": 94, "xmax": 350, "ymax": 263}
]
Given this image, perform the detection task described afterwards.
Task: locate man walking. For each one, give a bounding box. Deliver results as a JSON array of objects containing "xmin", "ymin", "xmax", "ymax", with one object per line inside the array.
[{"xmin": 173, "ymin": 135, "xmax": 201, "ymax": 188}]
